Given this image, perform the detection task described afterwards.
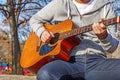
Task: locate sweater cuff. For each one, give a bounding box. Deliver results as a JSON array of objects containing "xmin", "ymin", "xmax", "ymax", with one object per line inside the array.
[
  {"xmin": 100, "ymin": 33, "xmax": 119, "ymax": 53},
  {"xmin": 36, "ymin": 27, "xmax": 45, "ymax": 37},
  {"xmin": 100, "ymin": 34, "xmax": 111, "ymax": 44}
]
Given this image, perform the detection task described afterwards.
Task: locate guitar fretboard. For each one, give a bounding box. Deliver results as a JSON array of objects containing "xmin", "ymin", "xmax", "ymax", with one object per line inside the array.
[{"xmin": 59, "ymin": 17, "xmax": 118, "ymax": 40}]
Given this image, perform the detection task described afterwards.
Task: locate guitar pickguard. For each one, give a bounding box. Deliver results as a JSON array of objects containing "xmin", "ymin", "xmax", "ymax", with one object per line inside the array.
[{"xmin": 40, "ymin": 44, "xmax": 57, "ymax": 55}]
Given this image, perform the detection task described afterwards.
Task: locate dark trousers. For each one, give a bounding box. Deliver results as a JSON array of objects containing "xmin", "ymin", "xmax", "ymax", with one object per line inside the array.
[{"xmin": 37, "ymin": 54, "xmax": 120, "ymax": 80}]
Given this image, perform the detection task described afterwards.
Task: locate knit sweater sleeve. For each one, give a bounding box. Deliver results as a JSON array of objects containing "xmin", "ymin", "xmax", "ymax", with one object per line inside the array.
[
  {"xmin": 29, "ymin": 0, "xmax": 61, "ymax": 37},
  {"xmin": 99, "ymin": 3, "xmax": 119, "ymax": 53}
]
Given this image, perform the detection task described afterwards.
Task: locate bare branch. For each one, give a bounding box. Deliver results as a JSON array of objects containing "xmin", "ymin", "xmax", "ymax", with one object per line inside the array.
[
  {"xmin": 17, "ymin": 18, "xmax": 30, "ymax": 27},
  {"xmin": 15, "ymin": 1, "xmax": 42, "ymax": 7},
  {"xmin": 0, "ymin": 3, "xmax": 7, "ymax": 7},
  {"xmin": 0, "ymin": 8, "xmax": 10, "ymax": 19},
  {"xmin": 22, "ymin": 7, "xmax": 42, "ymax": 11}
]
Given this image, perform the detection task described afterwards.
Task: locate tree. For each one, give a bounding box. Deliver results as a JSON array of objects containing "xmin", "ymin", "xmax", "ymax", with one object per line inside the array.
[{"xmin": 0, "ymin": 0, "xmax": 51, "ymax": 74}]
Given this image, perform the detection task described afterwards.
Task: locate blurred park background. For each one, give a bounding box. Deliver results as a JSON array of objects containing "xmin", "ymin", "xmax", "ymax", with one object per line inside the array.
[{"xmin": 0, "ymin": 0, "xmax": 120, "ymax": 77}]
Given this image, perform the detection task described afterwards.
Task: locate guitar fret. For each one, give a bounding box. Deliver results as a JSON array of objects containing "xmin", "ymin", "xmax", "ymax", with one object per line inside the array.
[
  {"xmin": 103, "ymin": 17, "xmax": 117, "ymax": 26},
  {"xmin": 73, "ymin": 29, "xmax": 80, "ymax": 35},
  {"xmin": 80, "ymin": 27, "xmax": 85, "ymax": 33},
  {"xmin": 85, "ymin": 25, "xmax": 92, "ymax": 32}
]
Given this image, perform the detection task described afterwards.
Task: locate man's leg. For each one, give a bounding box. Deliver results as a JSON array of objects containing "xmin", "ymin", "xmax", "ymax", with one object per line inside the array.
[
  {"xmin": 86, "ymin": 58, "xmax": 120, "ymax": 80},
  {"xmin": 37, "ymin": 60, "xmax": 84, "ymax": 80}
]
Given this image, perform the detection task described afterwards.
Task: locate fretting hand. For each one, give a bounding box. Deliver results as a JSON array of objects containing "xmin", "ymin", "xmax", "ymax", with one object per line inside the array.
[{"xmin": 92, "ymin": 19, "xmax": 108, "ymax": 40}]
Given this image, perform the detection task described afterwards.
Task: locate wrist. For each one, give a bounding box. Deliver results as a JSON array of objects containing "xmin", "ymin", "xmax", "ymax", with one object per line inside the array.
[{"xmin": 98, "ymin": 31, "xmax": 108, "ymax": 40}]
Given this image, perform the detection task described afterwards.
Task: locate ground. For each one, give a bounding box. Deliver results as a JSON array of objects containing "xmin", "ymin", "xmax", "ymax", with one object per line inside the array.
[{"xmin": 0, "ymin": 75, "xmax": 36, "ymax": 80}]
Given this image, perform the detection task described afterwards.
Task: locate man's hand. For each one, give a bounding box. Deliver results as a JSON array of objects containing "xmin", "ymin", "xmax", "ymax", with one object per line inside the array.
[
  {"xmin": 41, "ymin": 30, "xmax": 54, "ymax": 43},
  {"xmin": 92, "ymin": 20, "xmax": 108, "ymax": 40}
]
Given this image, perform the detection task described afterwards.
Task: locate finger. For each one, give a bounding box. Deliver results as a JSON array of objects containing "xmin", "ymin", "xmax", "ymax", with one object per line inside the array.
[
  {"xmin": 41, "ymin": 30, "xmax": 51, "ymax": 42},
  {"xmin": 41, "ymin": 35, "xmax": 47, "ymax": 42},
  {"xmin": 100, "ymin": 18, "xmax": 106, "ymax": 21},
  {"xmin": 96, "ymin": 23, "xmax": 103, "ymax": 32},
  {"xmin": 49, "ymin": 31, "xmax": 54, "ymax": 37},
  {"xmin": 100, "ymin": 23, "xmax": 106, "ymax": 30},
  {"xmin": 43, "ymin": 31, "xmax": 54, "ymax": 43},
  {"xmin": 94, "ymin": 23, "xmax": 106, "ymax": 33},
  {"xmin": 92, "ymin": 23, "xmax": 100, "ymax": 34},
  {"xmin": 45, "ymin": 31, "xmax": 51, "ymax": 38}
]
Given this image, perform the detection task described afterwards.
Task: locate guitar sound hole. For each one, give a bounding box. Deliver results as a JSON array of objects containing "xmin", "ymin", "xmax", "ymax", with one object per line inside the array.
[{"xmin": 50, "ymin": 33, "xmax": 59, "ymax": 45}]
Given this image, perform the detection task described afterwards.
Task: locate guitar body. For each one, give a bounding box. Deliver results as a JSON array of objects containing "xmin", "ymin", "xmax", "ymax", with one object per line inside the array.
[
  {"xmin": 28, "ymin": 36, "xmax": 81, "ymax": 73},
  {"xmin": 20, "ymin": 19, "xmax": 81, "ymax": 73}
]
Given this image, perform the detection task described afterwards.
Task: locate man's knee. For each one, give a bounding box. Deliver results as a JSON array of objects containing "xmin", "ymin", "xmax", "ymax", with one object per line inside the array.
[{"xmin": 37, "ymin": 68, "xmax": 57, "ymax": 80}]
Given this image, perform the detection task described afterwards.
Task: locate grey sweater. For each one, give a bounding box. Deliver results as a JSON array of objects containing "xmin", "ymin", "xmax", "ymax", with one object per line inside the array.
[{"xmin": 29, "ymin": 0, "xmax": 119, "ymax": 57}]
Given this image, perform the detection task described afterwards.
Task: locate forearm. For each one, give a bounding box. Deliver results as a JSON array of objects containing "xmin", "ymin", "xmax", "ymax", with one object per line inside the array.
[
  {"xmin": 100, "ymin": 33, "xmax": 119, "ymax": 53},
  {"xmin": 29, "ymin": 0, "xmax": 59, "ymax": 37},
  {"xmin": 29, "ymin": 15, "xmax": 46, "ymax": 37}
]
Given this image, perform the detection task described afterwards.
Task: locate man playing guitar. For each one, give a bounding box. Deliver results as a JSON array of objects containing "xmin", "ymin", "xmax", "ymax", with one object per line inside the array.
[{"xmin": 28, "ymin": 0, "xmax": 120, "ymax": 80}]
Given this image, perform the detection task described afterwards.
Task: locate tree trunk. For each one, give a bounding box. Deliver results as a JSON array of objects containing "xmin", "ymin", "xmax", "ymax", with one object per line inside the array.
[{"xmin": 8, "ymin": 0, "xmax": 23, "ymax": 75}]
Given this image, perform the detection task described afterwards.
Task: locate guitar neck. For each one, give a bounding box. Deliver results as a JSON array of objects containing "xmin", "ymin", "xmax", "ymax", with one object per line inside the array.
[{"xmin": 59, "ymin": 17, "xmax": 119, "ymax": 40}]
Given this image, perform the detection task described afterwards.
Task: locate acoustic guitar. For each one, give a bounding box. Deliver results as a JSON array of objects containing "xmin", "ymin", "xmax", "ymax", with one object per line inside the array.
[{"xmin": 20, "ymin": 17, "xmax": 120, "ymax": 73}]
